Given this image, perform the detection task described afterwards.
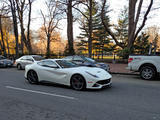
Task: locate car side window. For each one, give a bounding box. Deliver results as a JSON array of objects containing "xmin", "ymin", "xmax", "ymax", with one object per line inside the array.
[
  {"xmin": 64, "ymin": 56, "xmax": 73, "ymax": 60},
  {"xmin": 73, "ymin": 56, "xmax": 83, "ymax": 61},
  {"xmin": 26, "ymin": 56, "xmax": 34, "ymax": 62},
  {"xmin": 38, "ymin": 61, "xmax": 58, "ymax": 68},
  {"xmin": 20, "ymin": 56, "xmax": 27, "ymax": 60}
]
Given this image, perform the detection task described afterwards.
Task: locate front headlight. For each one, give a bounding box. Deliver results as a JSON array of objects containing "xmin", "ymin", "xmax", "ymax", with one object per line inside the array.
[
  {"xmin": 85, "ymin": 71, "xmax": 99, "ymax": 78},
  {"xmin": 0, "ymin": 61, "xmax": 4, "ymax": 64}
]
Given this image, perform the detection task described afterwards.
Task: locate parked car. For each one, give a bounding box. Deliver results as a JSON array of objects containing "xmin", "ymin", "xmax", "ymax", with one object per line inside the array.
[
  {"xmin": 0, "ymin": 55, "xmax": 13, "ymax": 68},
  {"xmin": 128, "ymin": 55, "xmax": 160, "ymax": 80},
  {"xmin": 63, "ymin": 55, "xmax": 110, "ymax": 72},
  {"xmin": 25, "ymin": 59, "xmax": 112, "ymax": 90},
  {"xmin": 15, "ymin": 55, "xmax": 44, "ymax": 70}
]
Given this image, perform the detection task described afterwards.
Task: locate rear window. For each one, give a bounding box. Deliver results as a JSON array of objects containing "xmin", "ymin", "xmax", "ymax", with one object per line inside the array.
[{"xmin": 33, "ymin": 56, "xmax": 44, "ymax": 61}]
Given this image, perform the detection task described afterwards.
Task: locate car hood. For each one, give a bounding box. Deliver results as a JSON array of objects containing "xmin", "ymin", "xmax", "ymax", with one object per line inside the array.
[
  {"xmin": 0, "ymin": 59, "xmax": 13, "ymax": 63},
  {"xmin": 96, "ymin": 62, "xmax": 107, "ymax": 66},
  {"xmin": 83, "ymin": 62, "xmax": 96, "ymax": 67},
  {"xmin": 67, "ymin": 66, "xmax": 112, "ymax": 79}
]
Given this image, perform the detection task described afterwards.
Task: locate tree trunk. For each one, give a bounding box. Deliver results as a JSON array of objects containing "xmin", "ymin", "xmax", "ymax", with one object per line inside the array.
[
  {"xmin": 27, "ymin": 0, "xmax": 33, "ymax": 54},
  {"xmin": 9, "ymin": 0, "xmax": 19, "ymax": 58},
  {"xmin": 15, "ymin": 0, "xmax": 33, "ymax": 54},
  {"xmin": 0, "ymin": 39, "xmax": 3, "ymax": 52},
  {"xmin": 21, "ymin": 39, "xmax": 24, "ymax": 54},
  {"xmin": 127, "ymin": 0, "xmax": 153, "ymax": 50},
  {"xmin": 127, "ymin": 0, "xmax": 137, "ymax": 50},
  {"xmin": 6, "ymin": 33, "xmax": 10, "ymax": 55},
  {"xmin": 0, "ymin": 16, "xmax": 7, "ymax": 56},
  {"xmin": 88, "ymin": 0, "xmax": 93, "ymax": 58},
  {"xmin": 46, "ymin": 34, "xmax": 51, "ymax": 58},
  {"xmin": 67, "ymin": 0, "xmax": 75, "ymax": 55}
]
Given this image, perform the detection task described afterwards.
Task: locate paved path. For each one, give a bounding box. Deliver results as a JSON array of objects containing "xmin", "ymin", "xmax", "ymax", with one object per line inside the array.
[{"xmin": 107, "ymin": 63, "xmax": 138, "ymax": 74}]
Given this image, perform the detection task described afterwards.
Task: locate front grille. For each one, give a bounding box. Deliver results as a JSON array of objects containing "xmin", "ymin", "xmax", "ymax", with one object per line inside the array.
[{"xmin": 97, "ymin": 79, "xmax": 111, "ymax": 85}]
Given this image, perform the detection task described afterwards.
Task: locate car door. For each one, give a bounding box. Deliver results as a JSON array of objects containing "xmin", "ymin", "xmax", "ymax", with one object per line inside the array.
[
  {"xmin": 38, "ymin": 60, "xmax": 67, "ymax": 84},
  {"xmin": 26, "ymin": 56, "xmax": 34, "ymax": 65},
  {"xmin": 20, "ymin": 56, "xmax": 29, "ymax": 68}
]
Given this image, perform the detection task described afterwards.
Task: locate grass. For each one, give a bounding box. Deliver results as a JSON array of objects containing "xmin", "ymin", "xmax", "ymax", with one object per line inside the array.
[{"xmin": 93, "ymin": 55, "xmax": 120, "ymax": 59}]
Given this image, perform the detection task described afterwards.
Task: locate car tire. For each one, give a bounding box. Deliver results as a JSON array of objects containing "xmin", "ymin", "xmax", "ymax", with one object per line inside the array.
[
  {"xmin": 140, "ymin": 66, "xmax": 156, "ymax": 80},
  {"xmin": 17, "ymin": 64, "xmax": 22, "ymax": 70},
  {"xmin": 71, "ymin": 74, "xmax": 86, "ymax": 91},
  {"xmin": 27, "ymin": 70, "xmax": 39, "ymax": 84}
]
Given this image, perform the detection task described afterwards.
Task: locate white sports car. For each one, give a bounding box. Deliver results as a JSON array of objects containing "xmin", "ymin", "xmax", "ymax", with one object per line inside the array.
[{"xmin": 25, "ymin": 59, "xmax": 112, "ymax": 90}]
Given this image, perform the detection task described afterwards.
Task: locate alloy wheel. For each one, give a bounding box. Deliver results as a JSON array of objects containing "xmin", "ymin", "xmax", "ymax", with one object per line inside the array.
[
  {"xmin": 140, "ymin": 66, "xmax": 155, "ymax": 80},
  {"xmin": 27, "ymin": 70, "xmax": 38, "ymax": 84},
  {"xmin": 71, "ymin": 75, "xmax": 85, "ymax": 90}
]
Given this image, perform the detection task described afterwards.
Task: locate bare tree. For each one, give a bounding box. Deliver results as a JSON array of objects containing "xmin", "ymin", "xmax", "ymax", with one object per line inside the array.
[
  {"xmin": 15, "ymin": 0, "xmax": 25, "ymax": 54},
  {"xmin": 146, "ymin": 26, "xmax": 160, "ymax": 52},
  {"xmin": 88, "ymin": 0, "xmax": 93, "ymax": 58},
  {"xmin": 56, "ymin": 0, "xmax": 86, "ymax": 55},
  {"xmin": 40, "ymin": 0, "xmax": 62, "ymax": 58},
  {"xmin": 8, "ymin": 0, "xmax": 19, "ymax": 58},
  {"xmin": 101, "ymin": 0, "xmax": 153, "ymax": 51},
  {"xmin": 66, "ymin": 0, "xmax": 75, "ymax": 55},
  {"xmin": 128, "ymin": 0, "xmax": 153, "ymax": 49},
  {"xmin": 0, "ymin": 16, "xmax": 7, "ymax": 56},
  {"xmin": 15, "ymin": 0, "xmax": 34, "ymax": 54},
  {"xmin": 0, "ymin": 3, "xmax": 10, "ymax": 56},
  {"xmin": 57, "ymin": 0, "xmax": 80, "ymax": 55}
]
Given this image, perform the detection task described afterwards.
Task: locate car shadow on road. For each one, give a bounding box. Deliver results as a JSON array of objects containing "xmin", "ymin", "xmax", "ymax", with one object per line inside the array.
[
  {"xmin": 133, "ymin": 75, "xmax": 160, "ymax": 81},
  {"xmin": 25, "ymin": 80, "xmax": 112, "ymax": 92}
]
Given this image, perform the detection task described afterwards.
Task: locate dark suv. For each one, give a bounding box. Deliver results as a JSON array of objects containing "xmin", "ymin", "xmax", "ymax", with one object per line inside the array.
[
  {"xmin": 63, "ymin": 55, "xmax": 110, "ymax": 72},
  {"xmin": 0, "ymin": 55, "xmax": 13, "ymax": 67}
]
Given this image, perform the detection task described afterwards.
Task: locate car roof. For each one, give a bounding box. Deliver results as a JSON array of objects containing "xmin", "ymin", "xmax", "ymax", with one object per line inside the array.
[
  {"xmin": 64, "ymin": 55, "xmax": 86, "ymax": 58},
  {"xmin": 41, "ymin": 59, "xmax": 63, "ymax": 62},
  {"xmin": 21, "ymin": 55, "xmax": 42, "ymax": 57}
]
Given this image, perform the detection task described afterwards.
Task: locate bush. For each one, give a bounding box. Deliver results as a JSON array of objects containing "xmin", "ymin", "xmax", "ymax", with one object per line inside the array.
[{"xmin": 117, "ymin": 48, "xmax": 131, "ymax": 59}]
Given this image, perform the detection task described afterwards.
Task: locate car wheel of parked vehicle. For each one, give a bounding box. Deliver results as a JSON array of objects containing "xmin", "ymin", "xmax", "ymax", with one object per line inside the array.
[
  {"xmin": 27, "ymin": 70, "xmax": 39, "ymax": 84},
  {"xmin": 71, "ymin": 74, "xmax": 86, "ymax": 90},
  {"xmin": 140, "ymin": 66, "xmax": 156, "ymax": 80},
  {"xmin": 17, "ymin": 64, "xmax": 22, "ymax": 70}
]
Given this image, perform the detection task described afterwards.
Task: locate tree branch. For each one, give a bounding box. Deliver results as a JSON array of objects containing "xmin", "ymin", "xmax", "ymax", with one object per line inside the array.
[
  {"xmin": 72, "ymin": 6, "xmax": 89, "ymax": 21},
  {"xmin": 101, "ymin": 0, "xmax": 123, "ymax": 48},
  {"xmin": 134, "ymin": 0, "xmax": 153, "ymax": 40}
]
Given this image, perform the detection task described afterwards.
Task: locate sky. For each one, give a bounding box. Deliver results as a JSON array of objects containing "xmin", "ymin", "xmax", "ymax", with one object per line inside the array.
[{"xmin": 30, "ymin": 0, "xmax": 160, "ymax": 39}]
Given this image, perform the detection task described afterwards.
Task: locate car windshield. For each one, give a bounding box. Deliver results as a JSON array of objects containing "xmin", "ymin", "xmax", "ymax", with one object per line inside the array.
[
  {"xmin": 56, "ymin": 60, "xmax": 79, "ymax": 68},
  {"xmin": 83, "ymin": 57, "xmax": 96, "ymax": 63},
  {"xmin": 33, "ymin": 56, "xmax": 44, "ymax": 61}
]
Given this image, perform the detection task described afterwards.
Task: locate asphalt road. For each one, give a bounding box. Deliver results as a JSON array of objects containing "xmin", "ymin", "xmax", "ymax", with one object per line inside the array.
[{"xmin": 0, "ymin": 68, "xmax": 160, "ymax": 120}]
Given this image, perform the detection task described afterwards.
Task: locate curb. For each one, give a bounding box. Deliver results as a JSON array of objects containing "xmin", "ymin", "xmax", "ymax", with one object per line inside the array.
[{"xmin": 110, "ymin": 72, "xmax": 139, "ymax": 75}]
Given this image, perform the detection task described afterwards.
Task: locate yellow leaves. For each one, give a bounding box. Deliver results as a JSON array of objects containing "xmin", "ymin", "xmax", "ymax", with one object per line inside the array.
[{"xmin": 35, "ymin": 26, "xmax": 66, "ymax": 54}]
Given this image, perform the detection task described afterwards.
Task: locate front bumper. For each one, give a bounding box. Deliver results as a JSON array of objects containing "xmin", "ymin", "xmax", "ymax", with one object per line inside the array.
[
  {"xmin": 87, "ymin": 79, "xmax": 112, "ymax": 89},
  {"xmin": 0, "ymin": 63, "xmax": 13, "ymax": 67}
]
